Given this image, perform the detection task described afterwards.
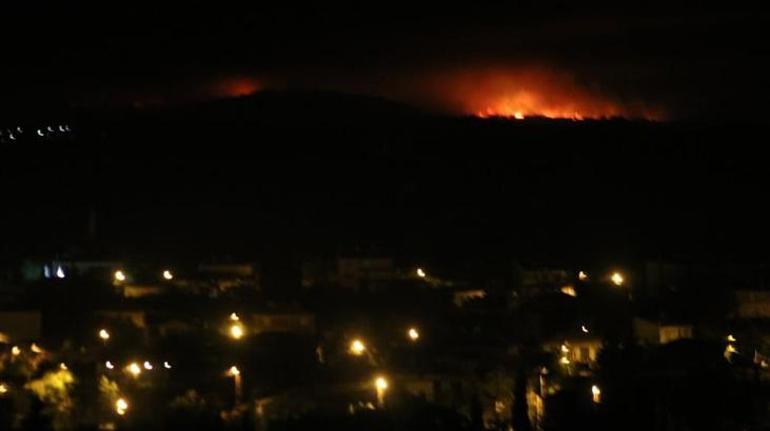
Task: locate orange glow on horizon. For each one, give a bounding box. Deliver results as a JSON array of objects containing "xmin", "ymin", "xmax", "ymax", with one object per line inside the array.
[
  {"xmin": 428, "ymin": 67, "xmax": 662, "ymax": 121},
  {"xmin": 211, "ymin": 76, "xmax": 262, "ymax": 98}
]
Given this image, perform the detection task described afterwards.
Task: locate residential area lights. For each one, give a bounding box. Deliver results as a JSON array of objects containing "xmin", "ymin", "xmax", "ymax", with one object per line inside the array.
[
  {"xmin": 114, "ymin": 270, "xmax": 126, "ymax": 282},
  {"xmin": 127, "ymin": 362, "xmax": 142, "ymax": 377},
  {"xmin": 230, "ymin": 323, "xmax": 244, "ymax": 339},
  {"xmin": 349, "ymin": 339, "xmax": 366, "ymax": 356},
  {"xmin": 375, "ymin": 376, "xmax": 389, "ymax": 407},
  {"xmin": 115, "ymin": 398, "xmax": 128, "ymax": 416}
]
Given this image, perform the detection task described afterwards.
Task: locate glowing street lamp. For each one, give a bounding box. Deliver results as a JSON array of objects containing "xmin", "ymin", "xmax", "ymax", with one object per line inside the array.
[
  {"xmin": 0, "ymin": 383, "xmax": 8, "ymax": 395},
  {"xmin": 727, "ymin": 334, "xmax": 737, "ymax": 343},
  {"xmin": 228, "ymin": 366, "xmax": 242, "ymax": 404},
  {"xmin": 99, "ymin": 329, "xmax": 110, "ymax": 341},
  {"xmin": 105, "ymin": 361, "xmax": 115, "ymax": 370},
  {"xmin": 349, "ymin": 339, "xmax": 366, "ymax": 356},
  {"xmin": 143, "ymin": 361, "xmax": 153, "ymax": 370},
  {"xmin": 164, "ymin": 361, "xmax": 172, "ymax": 369},
  {"xmin": 407, "ymin": 327, "xmax": 420, "ymax": 342},
  {"xmin": 374, "ymin": 376, "xmax": 389, "ymax": 408},
  {"xmin": 610, "ymin": 272, "xmax": 624, "ymax": 287},
  {"xmin": 591, "ymin": 385, "xmax": 602, "ymax": 404},
  {"xmin": 578, "ymin": 271, "xmax": 589, "ymax": 281},
  {"xmin": 115, "ymin": 398, "xmax": 128, "ymax": 415},
  {"xmin": 11, "ymin": 346, "xmax": 21, "ymax": 356},
  {"xmin": 127, "ymin": 362, "xmax": 142, "ymax": 377},
  {"xmin": 416, "ymin": 268, "xmax": 426, "ymax": 278},
  {"xmin": 229, "ymin": 323, "xmax": 244, "ymax": 340},
  {"xmin": 162, "ymin": 270, "xmax": 173, "ymax": 280},
  {"xmin": 114, "ymin": 270, "xmax": 126, "ymax": 282},
  {"xmin": 230, "ymin": 312, "xmax": 240, "ymax": 321},
  {"xmin": 581, "ymin": 325, "xmax": 589, "ymax": 334}
]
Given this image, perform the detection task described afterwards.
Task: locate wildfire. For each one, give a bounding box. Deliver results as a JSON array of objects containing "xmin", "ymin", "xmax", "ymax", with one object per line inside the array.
[
  {"xmin": 426, "ymin": 67, "xmax": 661, "ymax": 121},
  {"xmin": 209, "ymin": 76, "xmax": 262, "ymax": 98}
]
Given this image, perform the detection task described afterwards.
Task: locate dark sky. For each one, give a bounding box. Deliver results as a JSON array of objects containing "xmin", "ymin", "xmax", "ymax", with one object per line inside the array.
[{"xmin": 3, "ymin": 3, "xmax": 769, "ymax": 120}]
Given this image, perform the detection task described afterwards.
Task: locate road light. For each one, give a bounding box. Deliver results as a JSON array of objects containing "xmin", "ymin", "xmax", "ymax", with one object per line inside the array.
[
  {"xmin": 164, "ymin": 361, "xmax": 172, "ymax": 369},
  {"xmin": 30, "ymin": 343, "xmax": 44, "ymax": 354},
  {"xmin": 162, "ymin": 270, "xmax": 173, "ymax": 280},
  {"xmin": 127, "ymin": 362, "xmax": 142, "ymax": 377},
  {"xmin": 407, "ymin": 327, "xmax": 420, "ymax": 342},
  {"xmin": 610, "ymin": 272, "xmax": 624, "ymax": 286},
  {"xmin": 578, "ymin": 271, "xmax": 589, "ymax": 281},
  {"xmin": 228, "ymin": 366, "xmax": 242, "ymax": 404},
  {"xmin": 349, "ymin": 339, "xmax": 366, "ymax": 356},
  {"xmin": 591, "ymin": 385, "xmax": 602, "ymax": 404},
  {"xmin": 114, "ymin": 270, "xmax": 126, "ymax": 282},
  {"xmin": 115, "ymin": 398, "xmax": 128, "ymax": 415},
  {"xmin": 99, "ymin": 329, "xmax": 110, "ymax": 341},
  {"xmin": 581, "ymin": 325, "xmax": 589, "ymax": 334},
  {"xmin": 11, "ymin": 346, "xmax": 21, "ymax": 356},
  {"xmin": 0, "ymin": 383, "xmax": 8, "ymax": 395},
  {"xmin": 143, "ymin": 361, "xmax": 153, "ymax": 370},
  {"xmin": 374, "ymin": 376, "xmax": 389, "ymax": 408},
  {"xmin": 230, "ymin": 312, "xmax": 240, "ymax": 321},
  {"xmin": 105, "ymin": 361, "xmax": 115, "ymax": 370},
  {"xmin": 727, "ymin": 334, "xmax": 737, "ymax": 343},
  {"xmin": 59, "ymin": 363, "xmax": 68, "ymax": 370},
  {"xmin": 416, "ymin": 268, "xmax": 426, "ymax": 278},
  {"xmin": 229, "ymin": 323, "xmax": 244, "ymax": 340}
]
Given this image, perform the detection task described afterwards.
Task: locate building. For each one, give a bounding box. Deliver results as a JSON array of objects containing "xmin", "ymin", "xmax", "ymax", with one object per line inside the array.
[
  {"xmin": 633, "ymin": 318, "xmax": 694, "ymax": 345},
  {"xmin": 543, "ymin": 334, "xmax": 603, "ymax": 368}
]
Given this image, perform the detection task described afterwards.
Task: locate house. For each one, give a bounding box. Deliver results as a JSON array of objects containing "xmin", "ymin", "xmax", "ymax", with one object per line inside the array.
[
  {"xmin": 633, "ymin": 318, "xmax": 693, "ymax": 345},
  {"xmin": 543, "ymin": 334, "xmax": 603, "ymax": 367}
]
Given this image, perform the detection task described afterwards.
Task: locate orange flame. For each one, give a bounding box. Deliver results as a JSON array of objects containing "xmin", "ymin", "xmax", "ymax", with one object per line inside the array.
[
  {"xmin": 425, "ymin": 67, "xmax": 662, "ymax": 121},
  {"xmin": 209, "ymin": 76, "xmax": 262, "ymax": 98}
]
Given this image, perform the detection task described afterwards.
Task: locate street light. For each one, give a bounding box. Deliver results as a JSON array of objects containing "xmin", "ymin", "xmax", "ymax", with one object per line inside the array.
[
  {"xmin": 162, "ymin": 270, "xmax": 173, "ymax": 280},
  {"xmin": 416, "ymin": 268, "xmax": 426, "ymax": 278},
  {"xmin": 127, "ymin": 362, "xmax": 142, "ymax": 377},
  {"xmin": 229, "ymin": 323, "xmax": 244, "ymax": 340},
  {"xmin": 164, "ymin": 361, "xmax": 172, "ymax": 369},
  {"xmin": 143, "ymin": 361, "xmax": 153, "ymax": 370},
  {"xmin": 407, "ymin": 327, "xmax": 420, "ymax": 341},
  {"xmin": 349, "ymin": 339, "xmax": 366, "ymax": 356},
  {"xmin": 374, "ymin": 376, "xmax": 389, "ymax": 408},
  {"xmin": 115, "ymin": 398, "xmax": 128, "ymax": 416},
  {"xmin": 591, "ymin": 385, "xmax": 602, "ymax": 404},
  {"xmin": 99, "ymin": 329, "xmax": 110, "ymax": 341},
  {"xmin": 11, "ymin": 346, "xmax": 21, "ymax": 356},
  {"xmin": 610, "ymin": 272, "xmax": 624, "ymax": 286},
  {"xmin": 105, "ymin": 361, "xmax": 115, "ymax": 370},
  {"xmin": 578, "ymin": 271, "xmax": 589, "ymax": 281},
  {"xmin": 0, "ymin": 383, "xmax": 8, "ymax": 395},
  {"xmin": 228, "ymin": 366, "xmax": 242, "ymax": 404},
  {"xmin": 114, "ymin": 270, "xmax": 126, "ymax": 282}
]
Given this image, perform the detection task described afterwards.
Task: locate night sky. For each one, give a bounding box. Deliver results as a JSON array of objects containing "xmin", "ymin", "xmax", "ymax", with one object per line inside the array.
[
  {"xmin": 2, "ymin": 3, "xmax": 769, "ymax": 120},
  {"xmin": 2, "ymin": 3, "xmax": 770, "ymax": 269}
]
